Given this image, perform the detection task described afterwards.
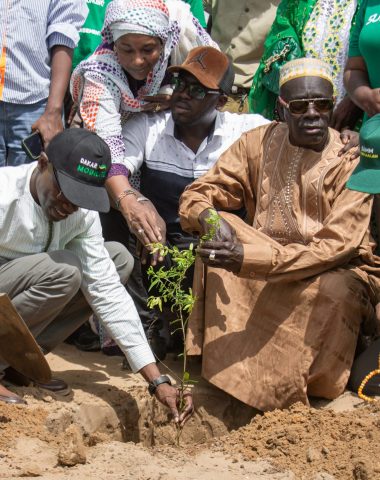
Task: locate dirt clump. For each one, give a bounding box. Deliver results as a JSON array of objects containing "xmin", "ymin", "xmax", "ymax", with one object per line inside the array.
[
  {"xmin": 57, "ymin": 424, "xmax": 87, "ymax": 467},
  {"xmin": 214, "ymin": 401, "xmax": 380, "ymax": 479}
]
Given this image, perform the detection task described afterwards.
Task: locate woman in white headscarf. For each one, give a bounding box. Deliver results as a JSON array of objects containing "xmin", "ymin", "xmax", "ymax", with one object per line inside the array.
[
  {"xmin": 70, "ymin": 0, "xmax": 216, "ymax": 356},
  {"xmin": 71, "ymin": 0, "xmax": 215, "ymax": 173},
  {"xmin": 71, "ymin": 0, "xmax": 216, "ymax": 242}
]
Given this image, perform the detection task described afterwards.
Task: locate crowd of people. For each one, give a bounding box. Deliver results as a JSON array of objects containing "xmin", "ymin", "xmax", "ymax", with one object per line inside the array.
[{"xmin": 0, "ymin": 0, "xmax": 379, "ymax": 421}]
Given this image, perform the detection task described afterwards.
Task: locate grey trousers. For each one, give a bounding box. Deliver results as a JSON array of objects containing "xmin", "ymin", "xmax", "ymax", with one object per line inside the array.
[{"xmin": 0, "ymin": 242, "xmax": 133, "ymax": 361}]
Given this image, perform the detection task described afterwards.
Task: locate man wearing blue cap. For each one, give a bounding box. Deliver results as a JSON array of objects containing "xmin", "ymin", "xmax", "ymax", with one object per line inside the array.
[{"xmin": 0, "ymin": 128, "xmax": 193, "ymax": 426}]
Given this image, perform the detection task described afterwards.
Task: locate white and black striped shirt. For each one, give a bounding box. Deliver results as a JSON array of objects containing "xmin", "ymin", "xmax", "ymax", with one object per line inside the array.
[{"xmin": 0, "ymin": 0, "xmax": 88, "ymax": 103}]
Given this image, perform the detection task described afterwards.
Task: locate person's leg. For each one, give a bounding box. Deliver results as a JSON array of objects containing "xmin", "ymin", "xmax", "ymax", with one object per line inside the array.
[
  {"xmin": 37, "ymin": 241, "xmax": 134, "ymax": 353},
  {"xmin": 371, "ymin": 195, "xmax": 380, "ymax": 255},
  {"xmin": 0, "ymin": 251, "xmax": 82, "ymax": 397},
  {"xmin": 0, "ymin": 374, "xmax": 26, "ymax": 404},
  {"xmin": 0, "ymin": 250, "xmax": 82, "ymax": 341},
  {"xmin": 4, "ymin": 99, "xmax": 46, "ymax": 166}
]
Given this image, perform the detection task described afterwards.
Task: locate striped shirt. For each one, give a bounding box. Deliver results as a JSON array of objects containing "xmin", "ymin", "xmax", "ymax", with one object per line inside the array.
[
  {"xmin": 121, "ymin": 110, "xmax": 270, "ymax": 178},
  {"xmin": 0, "ymin": 0, "xmax": 88, "ymax": 103},
  {"xmin": 121, "ymin": 110, "xmax": 269, "ymax": 240},
  {"xmin": 0, "ymin": 163, "xmax": 155, "ymax": 372}
]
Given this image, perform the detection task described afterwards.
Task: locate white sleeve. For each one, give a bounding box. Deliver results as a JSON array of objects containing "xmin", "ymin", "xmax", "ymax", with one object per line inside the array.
[
  {"xmin": 47, "ymin": 0, "xmax": 89, "ymax": 48},
  {"xmin": 121, "ymin": 114, "xmax": 149, "ymax": 175},
  {"xmin": 66, "ymin": 212, "xmax": 155, "ymax": 372},
  {"xmin": 241, "ymin": 114, "xmax": 271, "ymax": 131},
  {"xmin": 166, "ymin": 0, "xmax": 219, "ymax": 65}
]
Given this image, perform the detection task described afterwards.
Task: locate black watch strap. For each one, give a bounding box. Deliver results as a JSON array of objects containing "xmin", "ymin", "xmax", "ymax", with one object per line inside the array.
[{"xmin": 148, "ymin": 374, "xmax": 172, "ymax": 396}]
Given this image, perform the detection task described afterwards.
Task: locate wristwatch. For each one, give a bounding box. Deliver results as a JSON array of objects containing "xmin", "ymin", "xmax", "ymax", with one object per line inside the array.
[{"xmin": 148, "ymin": 375, "xmax": 172, "ymax": 396}]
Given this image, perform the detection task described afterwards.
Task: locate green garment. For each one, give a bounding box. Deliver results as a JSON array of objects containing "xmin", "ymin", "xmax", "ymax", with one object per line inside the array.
[
  {"xmin": 184, "ymin": 0, "xmax": 206, "ymax": 27},
  {"xmin": 248, "ymin": 0, "xmax": 317, "ymax": 118},
  {"xmin": 349, "ymin": 0, "xmax": 380, "ymax": 89},
  {"xmin": 72, "ymin": 0, "xmax": 112, "ymax": 71}
]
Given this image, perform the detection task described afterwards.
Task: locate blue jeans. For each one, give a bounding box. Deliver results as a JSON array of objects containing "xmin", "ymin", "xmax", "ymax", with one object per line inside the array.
[{"xmin": 0, "ymin": 99, "xmax": 46, "ymax": 167}]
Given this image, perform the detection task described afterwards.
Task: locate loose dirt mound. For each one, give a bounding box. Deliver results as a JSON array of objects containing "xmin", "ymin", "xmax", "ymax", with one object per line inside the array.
[
  {"xmin": 1, "ymin": 345, "xmax": 379, "ymax": 480},
  {"xmin": 214, "ymin": 402, "xmax": 380, "ymax": 479},
  {"xmin": 0, "ymin": 404, "xmax": 51, "ymax": 450}
]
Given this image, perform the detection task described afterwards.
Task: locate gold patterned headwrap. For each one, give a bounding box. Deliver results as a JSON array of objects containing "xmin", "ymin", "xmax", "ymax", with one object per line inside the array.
[{"xmin": 279, "ymin": 58, "xmax": 333, "ymax": 87}]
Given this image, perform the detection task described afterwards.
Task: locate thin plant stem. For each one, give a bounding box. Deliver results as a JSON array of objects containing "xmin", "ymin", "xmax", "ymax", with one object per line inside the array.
[{"xmin": 147, "ymin": 211, "xmax": 221, "ymax": 446}]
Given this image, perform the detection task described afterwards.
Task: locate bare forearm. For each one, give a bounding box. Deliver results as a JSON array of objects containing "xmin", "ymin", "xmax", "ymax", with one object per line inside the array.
[
  {"xmin": 105, "ymin": 174, "xmax": 133, "ymax": 209},
  {"xmin": 138, "ymin": 362, "xmax": 161, "ymax": 382},
  {"xmin": 46, "ymin": 45, "xmax": 73, "ymax": 114},
  {"xmin": 32, "ymin": 45, "xmax": 72, "ymax": 145},
  {"xmin": 344, "ymin": 68, "xmax": 372, "ymax": 111}
]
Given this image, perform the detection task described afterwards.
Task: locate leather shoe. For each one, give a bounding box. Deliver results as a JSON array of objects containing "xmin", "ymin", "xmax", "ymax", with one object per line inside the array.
[
  {"xmin": 4, "ymin": 367, "xmax": 71, "ymax": 396},
  {"xmin": 34, "ymin": 378, "xmax": 71, "ymax": 396}
]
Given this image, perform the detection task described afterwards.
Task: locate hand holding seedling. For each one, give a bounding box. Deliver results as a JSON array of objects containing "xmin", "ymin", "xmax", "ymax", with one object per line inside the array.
[
  {"xmin": 197, "ymin": 209, "xmax": 244, "ymax": 273},
  {"xmin": 155, "ymin": 382, "xmax": 194, "ymax": 427},
  {"xmin": 139, "ymin": 360, "xmax": 194, "ymax": 428},
  {"xmin": 119, "ymin": 194, "xmax": 167, "ymax": 265}
]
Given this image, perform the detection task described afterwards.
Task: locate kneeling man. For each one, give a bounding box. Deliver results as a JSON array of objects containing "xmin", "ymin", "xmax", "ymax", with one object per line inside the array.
[
  {"xmin": 0, "ymin": 129, "xmax": 192, "ymax": 424},
  {"xmin": 179, "ymin": 58, "xmax": 380, "ymax": 411}
]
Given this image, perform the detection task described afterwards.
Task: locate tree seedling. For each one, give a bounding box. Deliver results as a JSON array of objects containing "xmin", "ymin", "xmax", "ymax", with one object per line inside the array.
[
  {"xmin": 146, "ymin": 210, "xmax": 222, "ymax": 445},
  {"xmin": 147, "ymin": 243, "xmax": 196, "ymax": 445}
]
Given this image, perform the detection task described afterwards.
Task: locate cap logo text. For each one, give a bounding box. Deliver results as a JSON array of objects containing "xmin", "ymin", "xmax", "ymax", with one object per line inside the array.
[
  {"xmin": 80, "ymin": 157, "xmax": 99, "ymax": 169},
  {"xmin": 361, "ymin": 146, "xmax": 379, "ymax": 159}
]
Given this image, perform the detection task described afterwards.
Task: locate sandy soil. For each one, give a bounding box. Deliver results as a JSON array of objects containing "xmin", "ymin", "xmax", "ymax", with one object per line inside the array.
[{"xmin": 0, "ymin": 344, "xmax": 379, "ymax": 480}]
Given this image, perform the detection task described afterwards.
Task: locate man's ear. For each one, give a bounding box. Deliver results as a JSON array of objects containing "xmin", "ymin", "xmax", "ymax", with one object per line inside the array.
[
  {"xmin": 275, "ymin": 97, "xmax": 285, "ymax": 122},
  {"xmin": 216, "ymin": 94, "xmax": 228, "ymax": 110},
  {"xmin": 37, "ymin": 151, "xmax": 49, "ymax": 172}
]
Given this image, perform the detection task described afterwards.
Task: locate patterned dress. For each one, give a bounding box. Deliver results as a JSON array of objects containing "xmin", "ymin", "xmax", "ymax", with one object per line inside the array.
[{"xmin": 302, "ymin": 0, "xmax": 357, "ymax": 102}]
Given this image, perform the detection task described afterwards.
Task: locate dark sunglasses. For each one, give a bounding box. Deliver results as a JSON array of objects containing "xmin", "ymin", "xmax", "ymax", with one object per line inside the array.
[
  {"xmin": 171, "ymin": 76, "xmax": 220, "ymax": 100},
  {"xmin": 279, "ymin": 96, "xmax": 334, "ymax": 114}
]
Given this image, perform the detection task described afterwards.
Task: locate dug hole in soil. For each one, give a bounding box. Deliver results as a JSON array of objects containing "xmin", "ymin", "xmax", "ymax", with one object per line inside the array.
[{"xmin": 0, "ymin": 343, "xmax": 379, "ymax": 480}]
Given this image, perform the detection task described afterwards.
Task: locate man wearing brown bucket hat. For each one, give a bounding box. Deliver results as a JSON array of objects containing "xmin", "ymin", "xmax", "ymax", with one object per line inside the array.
[
  {"xmin": 0, "ymin": 128, "xmax": 193, "ymax": 426},
  {"xmin": 99, "ymin": 46, "xmax": 269, "ymax": 357}
]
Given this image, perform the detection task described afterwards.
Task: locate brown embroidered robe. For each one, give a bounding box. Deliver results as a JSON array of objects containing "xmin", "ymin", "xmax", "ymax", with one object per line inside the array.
[{"xmin": 179, "ymin": 122, "xmax": 380, "ymax": 411}]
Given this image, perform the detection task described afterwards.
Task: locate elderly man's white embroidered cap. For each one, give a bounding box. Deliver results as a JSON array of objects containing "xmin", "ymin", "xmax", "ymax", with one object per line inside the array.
[{"xmin": 279, "ymin": 58, "xmax": 333, "ymax": 87}]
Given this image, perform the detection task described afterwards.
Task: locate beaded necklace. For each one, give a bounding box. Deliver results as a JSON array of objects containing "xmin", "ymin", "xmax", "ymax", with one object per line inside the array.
[{"xmin": 358, "ymin": 354, "xmax": 380, "ymax": 403}]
